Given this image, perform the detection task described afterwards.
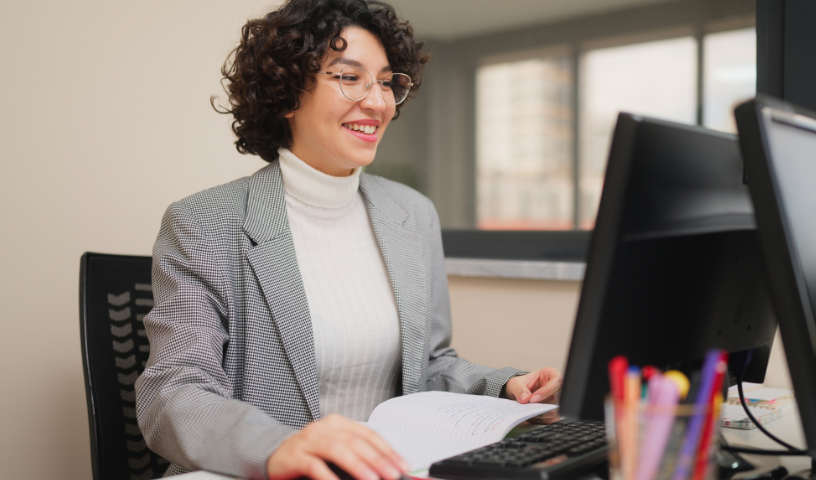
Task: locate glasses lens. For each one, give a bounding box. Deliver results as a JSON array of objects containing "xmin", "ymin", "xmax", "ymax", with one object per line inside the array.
[
  {"xmin": 382, "ymin": 73, "xmax": 411, "ymax": 105},
  {"xmin": 337, "ymin": 67, "xmax": 369, "ymax": 101}
]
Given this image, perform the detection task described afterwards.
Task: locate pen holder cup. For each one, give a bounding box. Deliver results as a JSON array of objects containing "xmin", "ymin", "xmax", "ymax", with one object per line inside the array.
[{"xmin": 604, "ymin": 396, "xmax": 719, "ymax": 480}]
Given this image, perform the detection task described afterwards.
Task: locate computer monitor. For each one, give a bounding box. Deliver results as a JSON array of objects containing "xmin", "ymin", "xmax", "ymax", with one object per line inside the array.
[
  {"xmin": 735, "ymin": 95, "xmax": 816, "ymax": 458},
  {"xmin": 560, "ymin": 113, "xmax": 778, "ymax": 421}
]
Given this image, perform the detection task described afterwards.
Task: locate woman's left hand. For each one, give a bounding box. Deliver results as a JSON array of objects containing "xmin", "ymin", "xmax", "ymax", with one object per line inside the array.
[
  {"xmin": 503, "ymin": 367, "xmax": 562, "ymax": 405},
  {"xmin": 503, "ymin": 367, "xmax": 562, "ymax": 425}
]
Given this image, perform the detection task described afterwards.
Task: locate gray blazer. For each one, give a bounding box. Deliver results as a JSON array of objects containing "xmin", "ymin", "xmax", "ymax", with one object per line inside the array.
[{"xmin": 135, "ymin": 162, "xmax": 523, "ymax": 479}]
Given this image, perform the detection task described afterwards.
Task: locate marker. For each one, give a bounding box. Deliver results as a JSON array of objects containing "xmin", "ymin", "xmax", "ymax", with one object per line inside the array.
[
  {"xmin": 642, "ymin": 365, "xmax": 661, "ymax": 382},
  {"xmin": 641, "ymin": 366, "xmax": 660, "ymax": 399},
  {"xmin": 670, "ymin": 350, "xmax": 723, "ymax": 480},
  {"xmin": 635, "ymin": 375, "xmax": 680, "ymax": 480},
  {"xmin": 609, "ymin": 356, "xmax": 628, "ymax": 404},
  {"xmin": 609, "ymin": 356, "xmax": 629, "ymax": 480},
  {"xmin": 624, "ymin": 366, "xmax": 641, "ymax": 480},
  {"xmin": 691, "ymin": 353, "xmax": 728, "ymax": 480},
  {"xmin": 654, "ymin": 371, "xmax": 694, "ymax": 480}
]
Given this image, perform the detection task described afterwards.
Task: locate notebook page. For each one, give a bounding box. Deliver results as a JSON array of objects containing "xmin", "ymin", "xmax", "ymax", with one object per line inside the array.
[
  {"xmin": 365, "ymin": 423, "xmax": 479, "ymax": 471},
  {"xmin": 368, "ymin": 391, "xmax": 557, "ymax": 445}
]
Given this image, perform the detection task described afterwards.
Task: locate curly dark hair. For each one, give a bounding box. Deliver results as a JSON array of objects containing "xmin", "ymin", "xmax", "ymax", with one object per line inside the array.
[{"xmin": 213, "ymin": 0, "xmax": 430, "ymax": 162}]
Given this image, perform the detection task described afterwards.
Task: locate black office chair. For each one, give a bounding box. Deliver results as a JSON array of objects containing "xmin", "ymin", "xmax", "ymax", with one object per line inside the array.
[{"xmin": 80, "ymin": 252, "xmax": 169, "ymax": 480}]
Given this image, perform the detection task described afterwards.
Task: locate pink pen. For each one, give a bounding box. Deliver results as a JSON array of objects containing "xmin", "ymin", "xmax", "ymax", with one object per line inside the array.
[{"xmin": 634, "ymin": 375, "xmax": 680, "ymax": 480}]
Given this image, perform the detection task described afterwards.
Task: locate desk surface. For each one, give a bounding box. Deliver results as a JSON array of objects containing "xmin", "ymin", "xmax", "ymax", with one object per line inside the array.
[
  {"xmin": 168, "ymin": 403, "xmax": 811, "ymax": 480},
  {"xmin": 721, "ymin": 403, "xmax": 810, "ymax": 476}
]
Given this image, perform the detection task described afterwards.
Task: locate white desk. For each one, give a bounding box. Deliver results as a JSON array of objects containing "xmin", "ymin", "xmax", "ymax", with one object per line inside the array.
[
  {"xmin": 167, "ymin": 403, "xmax": 811, "ymax": 480},
  {"xmin": 721, "ymin": 403, "xmax": 811, "ymax": 477}
]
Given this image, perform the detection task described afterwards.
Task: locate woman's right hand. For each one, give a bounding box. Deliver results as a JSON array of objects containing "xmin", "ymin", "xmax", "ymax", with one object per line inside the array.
[{"xmin": 266, "ymin": 413, "xmax": 409, "ymax": 480}]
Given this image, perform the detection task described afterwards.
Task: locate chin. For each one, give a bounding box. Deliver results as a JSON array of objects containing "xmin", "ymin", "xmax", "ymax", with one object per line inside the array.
[{"xmin": 351, "ymin": 153, "xmax": 377, "ymax": 169}]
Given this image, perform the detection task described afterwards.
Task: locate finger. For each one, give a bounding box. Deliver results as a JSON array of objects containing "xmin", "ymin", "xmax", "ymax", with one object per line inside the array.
[
  {"xmin": 533, "ymin": 367, "xmax": 560, "ymax": 386},
  {"xmin": 347, "ymin": 423, "xmax": 410, "ymax": 471},
  {"xmin": 525, "ymin": 370, "xmax": 543, "ymax": 391},
  {"xmin": 269, "ymin": 453, "xmax": 339, "ymax": 480},
  {"xmin": 324, "ymin": 442, "xmax": 382, "ymax": 480},
  {"xmin": 305, "ymin": 457, "xmax": 342, "ymax": 480},
  {"xmin": 529, "ymin": 376, "xmax": 563, "ymax": 403},
  {"xmin": 526, "ymin": 409, "xmax": 560, "ymax": 425},
  {"xmin": 345, "ymin": 435, "xmax": 404, "ymax": 480},
  {"xmin": 507, "ymin": 375, "xmax": 532, "ymax": 403}
]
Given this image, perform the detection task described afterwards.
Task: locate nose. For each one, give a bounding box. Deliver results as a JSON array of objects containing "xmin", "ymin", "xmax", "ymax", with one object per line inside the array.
[{"xmin": 359, "ymin": 81, "xmax": 387, "ymax": 113}]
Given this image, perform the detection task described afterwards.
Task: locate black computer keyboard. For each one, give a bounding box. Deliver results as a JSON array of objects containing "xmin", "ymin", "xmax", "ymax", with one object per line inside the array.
[{"xmin": 429, "ymin": 420, "xmax": 608, "ymax": 480}]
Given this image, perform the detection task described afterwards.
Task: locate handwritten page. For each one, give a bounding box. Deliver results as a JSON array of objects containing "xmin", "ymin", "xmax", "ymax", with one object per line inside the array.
[{"xmin": 367, "ymin": 391, "xmax": 558, "ymax": 445}]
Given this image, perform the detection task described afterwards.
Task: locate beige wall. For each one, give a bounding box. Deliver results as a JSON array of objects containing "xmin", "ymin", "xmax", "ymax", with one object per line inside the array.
[
  {"xmin": 448, "ymin": 276, "xmax": 793, "ymax": 391},
  {"xmin": 1, "ymin": 2, "xmax": 276, "ymax": 479},
  {"xmin": 448, "ymin": 277, "xmax": 582, "ymax": 374}
]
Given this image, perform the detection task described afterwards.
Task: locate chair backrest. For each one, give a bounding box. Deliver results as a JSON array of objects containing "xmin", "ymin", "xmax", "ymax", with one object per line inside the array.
[{"xmin": 80, "ymin": 252, "xmax": 169, "ymax": 480}]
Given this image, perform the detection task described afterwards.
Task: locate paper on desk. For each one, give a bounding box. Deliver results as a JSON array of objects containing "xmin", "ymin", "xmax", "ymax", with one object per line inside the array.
[
  {"xmin": 368, "ymin": 391, "xmax": 558, "ymax": 445},
  {"xmin": 366, "ymin": 423, "xmax": 479, "ymax": 472},
  {"xmin": 171, "ymin": 471, "xmax": 241, "ymax": 480},
  {"xmin": 726, "ymin": 385, "xmax": 795, "ymax": 408},
  {"xmin": 364, "ymin": 391, "xmax": 557, "ymax": 471},
  {"xmin": 720, "ymin": 403, "xmax": 783, "ymax": 429}
]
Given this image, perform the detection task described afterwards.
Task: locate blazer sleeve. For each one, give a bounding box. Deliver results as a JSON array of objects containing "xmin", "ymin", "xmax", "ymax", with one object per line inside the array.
[
  {"xmin": 422, "ymin": 203, "xmax": 527, "ymax": 397},
  {"xmin": 135, "ymin": 201, "xmax": 296, "ymax": 480}
]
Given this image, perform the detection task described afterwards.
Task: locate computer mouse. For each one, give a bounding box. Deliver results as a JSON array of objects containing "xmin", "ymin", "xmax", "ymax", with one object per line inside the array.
[
  {"xmin": 326, "ymin": 462, "xmax": 359, "ymax": 480},
  {"xmin": 298, "ymin": 462, "xmax": 412, "ymax": 480}
]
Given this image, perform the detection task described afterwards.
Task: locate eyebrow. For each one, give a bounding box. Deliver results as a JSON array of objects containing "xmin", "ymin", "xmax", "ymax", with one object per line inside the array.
[{"xmin": 328, "ymin": 57, "xmax": 392, "ymax": 73}]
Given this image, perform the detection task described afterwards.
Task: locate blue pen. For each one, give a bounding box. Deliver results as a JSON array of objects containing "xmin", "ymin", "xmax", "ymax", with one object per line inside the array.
[{"xmin": 669, "ymin": 350, "xmax": 721, "ymax": 480}]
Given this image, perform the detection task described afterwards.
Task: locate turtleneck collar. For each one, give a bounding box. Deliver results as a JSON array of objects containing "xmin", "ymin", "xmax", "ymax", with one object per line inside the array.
[{"xmin": 277, "ymin": 147, "xmax": 361, "ymax": 209}]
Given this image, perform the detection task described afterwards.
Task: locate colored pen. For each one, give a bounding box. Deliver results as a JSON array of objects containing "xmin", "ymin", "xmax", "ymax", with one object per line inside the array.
[
  {"xmin": 641, "ymin": 366, "xmax": 661, "ymax": 400},
  {"xmin": 690, "ymin": 354, "xmax": 727, "ymax": 480},
  {"xmin": 609, "ymin": 356, "xmax": 629, "ymax": 480},
  {"xmin": 670, "ymin": 350, "xmax": 723, "ymax": 480},
  {"xmin": 609, "ymin": 356, "xmax": 629, "ymax": 404},
  {"xmin": 635, "ymin": 374, "xmax": 680, "ymax": 480},
  {"xmin": 624, "ymin": 366, "xmax": 641, "ymax": 480},
  {"xmin": 654, "ymin": 371, "xmax": 693, "ymax": 480}
]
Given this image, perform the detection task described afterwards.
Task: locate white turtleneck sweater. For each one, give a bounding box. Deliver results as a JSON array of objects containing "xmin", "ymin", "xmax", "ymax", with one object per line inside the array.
[{"xmin": 277, "ymin": 148, "xmax": 402, "ymax": 421}]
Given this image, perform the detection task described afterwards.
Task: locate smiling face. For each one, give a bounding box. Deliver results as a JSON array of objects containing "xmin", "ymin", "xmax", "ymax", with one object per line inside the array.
[{"xmin": 285, "ymin": 27, "xmax": 396, "ymax": 177}]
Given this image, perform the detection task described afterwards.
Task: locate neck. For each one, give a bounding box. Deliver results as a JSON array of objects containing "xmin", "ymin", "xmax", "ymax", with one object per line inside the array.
[
  {"xmin": 287, "ymin": 146, "xmax": 355, "ymax": 177},
  {"xmin": 277, "ymin": 147, "xmax": 361, "ymax": 208}
]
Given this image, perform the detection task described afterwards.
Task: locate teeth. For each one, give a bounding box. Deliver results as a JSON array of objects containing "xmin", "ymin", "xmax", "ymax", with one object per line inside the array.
[{"xmin": 344, "ymin": 123, "xmax": 377, "ymax": 134}]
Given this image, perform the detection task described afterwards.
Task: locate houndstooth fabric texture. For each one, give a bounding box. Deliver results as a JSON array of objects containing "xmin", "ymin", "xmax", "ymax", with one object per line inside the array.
[{"xmin": 134, "ymin": 162, "xmax": 525, "ymax": 479}]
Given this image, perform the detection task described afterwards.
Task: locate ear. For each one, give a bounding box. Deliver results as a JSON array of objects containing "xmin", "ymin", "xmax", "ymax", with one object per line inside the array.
[{"xmin": 284, "ymin": 111, "xmax": 294, "ymax": 118}]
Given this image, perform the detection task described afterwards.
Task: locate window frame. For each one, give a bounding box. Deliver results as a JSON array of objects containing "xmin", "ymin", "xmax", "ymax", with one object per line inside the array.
[{"xmin": 432, "ymin": 0, "xmax": 755, "ymax": 264}]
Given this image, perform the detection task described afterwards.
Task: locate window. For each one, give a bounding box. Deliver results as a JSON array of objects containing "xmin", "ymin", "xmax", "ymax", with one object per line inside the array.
[
  {"xmin": 703, "ymin": 28, "xmax": 757, "ymax": 133},
  {"xmin": 476, "ymin": 55, "xmax": 574, "ymax": 230},
  {"xmin": 474, "ymin": 30, "xmax": 755, "ymax": 232},
  {"xmin": 579, "ymin": 36, "xmax": 697, "ymax": 228}
]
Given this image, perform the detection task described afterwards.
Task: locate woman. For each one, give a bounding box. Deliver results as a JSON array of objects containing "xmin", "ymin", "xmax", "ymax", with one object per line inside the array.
[{"xmin": 135, "ymin": 1, "xmax": 562, "ymax": 479}]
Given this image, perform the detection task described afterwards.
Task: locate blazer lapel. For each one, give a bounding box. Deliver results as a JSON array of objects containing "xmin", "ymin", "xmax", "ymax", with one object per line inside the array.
[
  {"xmin": 243, "ymin": 163, "xmax": 321, "ymax": 421},
  {"xmin": 359, "ymin": 174, "xmax": 427, "ymax": 396}
]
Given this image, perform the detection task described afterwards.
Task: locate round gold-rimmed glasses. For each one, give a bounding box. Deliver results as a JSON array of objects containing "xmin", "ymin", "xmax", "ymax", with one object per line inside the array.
[{"xmin": 318, "ymin": 67, "xmax": 413, "ymax": 105}]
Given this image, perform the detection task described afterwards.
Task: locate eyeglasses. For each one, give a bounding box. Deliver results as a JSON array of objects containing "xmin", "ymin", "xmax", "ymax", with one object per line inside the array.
[{"xmin": 318, "ymin": 67, "xmax": 413, "ymax": 105}]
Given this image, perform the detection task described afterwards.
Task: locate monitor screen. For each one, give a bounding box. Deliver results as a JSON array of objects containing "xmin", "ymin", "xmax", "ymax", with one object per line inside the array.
[
  {"xmin": 736, "ymin": 95, "xmax": 816, "ymax": 456},
  {"xmin": 560, "ymin": 113, "xmax": 777, "ymax": 421}
]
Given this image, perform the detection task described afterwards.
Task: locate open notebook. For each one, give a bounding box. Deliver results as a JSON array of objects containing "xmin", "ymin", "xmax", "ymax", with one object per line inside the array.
[{"xmin": 364, "ymin": 391, "xmax": 558, "ymax": 472}]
